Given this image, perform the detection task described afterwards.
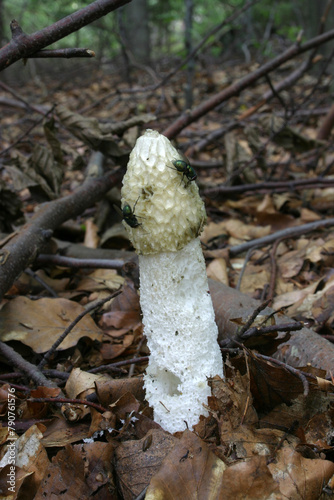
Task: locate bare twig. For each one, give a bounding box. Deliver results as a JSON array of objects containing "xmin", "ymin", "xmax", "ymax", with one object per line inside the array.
[
  {"xmin": 0, "ymin": 0, "xmax": 131, "ymax": 71},
  {"xmin": 128, "ymin": 337, "xmax": 145, "ymax": 378},
  {"xmin": 24, "ymin": 268, "xmax": 58, "ymax": 298},
  {"xmin": 0, "ymin": 106, "xmax": 54, "ymax": 157},
  {"xmin": 236, "ymin": 247, "xmax": 257, "ymax": 291},
  {"xmin": 156, "ymin": 0, "xmax": 260, "ymax": 91},
  {"xmin": 88, "ymin": 356, "xmax": 148, "ymax": 374},
  {"xmin": 267, "ymin": 237, "xmax": 285, "ymax": 305},
  {"xmin": 28, "ymin": 48, "xmax": 95, "ymax": 59},
  {"xmin": 220, "ymin": 322, "xmax": 302, "ymax": 349},
  {"xmin": 0, "ymin": 80, "xmax": 49, "ymax": 115},
  {"xmin": 29, "ymin": 397, "xmax": 107, "ymax": 413},
  {"xmin": 240, "ymin": 322, "xmax": 303, "ymax": 341},
  {"xmin": 238, "ymin": 300, "xmax": 271, "ymax": 336}
]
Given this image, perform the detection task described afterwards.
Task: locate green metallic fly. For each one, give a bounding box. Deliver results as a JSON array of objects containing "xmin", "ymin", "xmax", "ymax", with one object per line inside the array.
[
  {"xmin": 169, "ymin": 154, "xmax": 197, "ymax": 185},
  {"xmin": 114, "ymin": 196, "xmax": 142, "ymax": 228}
]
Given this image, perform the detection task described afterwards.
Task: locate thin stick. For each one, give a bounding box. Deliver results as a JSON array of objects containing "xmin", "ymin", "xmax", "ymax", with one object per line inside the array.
[
  {"xmin": 36, "ymin": 254, "xmax": 125, "ymax": 270},
  {"xmin": 229, "ymin": 218, "xmax": 334, "ymax": 257},
  {"xmin": 239, "ymin": 300, "xmax": 271, "ymax": 336},
  {"xmin": 29, "ymin": 397, "xmax": 107, "ymax": 413},
  {"xmin": 254, "ymin": 352, "xmax": 310, "ymax": 397},
  {"xmin": 88, "ymin": 356, "xmax": 148, "ymax": 374}
]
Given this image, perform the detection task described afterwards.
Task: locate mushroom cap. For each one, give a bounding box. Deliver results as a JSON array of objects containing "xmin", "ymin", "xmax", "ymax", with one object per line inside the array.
[{"xmin": 121, "ymin": 129, "xmax": 206, "ymax": 255}]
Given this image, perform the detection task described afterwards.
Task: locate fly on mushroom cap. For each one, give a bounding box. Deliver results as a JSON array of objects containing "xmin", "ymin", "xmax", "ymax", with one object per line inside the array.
[
  {"xmin": 169, "ymin": 154, "xmax": 197, "ymax": 185},
  {"xmin": 121, "ymin": 129, "xmax": 206, "ymax": 255}
]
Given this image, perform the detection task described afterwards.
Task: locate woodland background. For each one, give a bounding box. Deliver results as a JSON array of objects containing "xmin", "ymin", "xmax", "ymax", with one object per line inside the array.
[{"xmin": 1, "ymin": 0, "xmax": 334, "ymax": 499}]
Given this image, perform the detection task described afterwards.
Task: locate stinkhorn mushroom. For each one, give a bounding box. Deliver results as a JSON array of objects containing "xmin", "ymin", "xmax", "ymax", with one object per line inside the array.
[{"xmin": 121, "ymin": 129, "xmax": 224, "ymax": 433}]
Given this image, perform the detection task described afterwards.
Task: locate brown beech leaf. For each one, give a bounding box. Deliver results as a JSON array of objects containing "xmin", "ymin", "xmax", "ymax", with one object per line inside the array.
[
  {"xmin": 34, "ymin": 444, "xmax": 90, "ymax": 499},
  {"xmin": 0, "ymin": 297, "xmax": 102, "ymax": 353},
  {"xmin": 87, "ymin": 409, "xmax": 116, "ymax": 438},
  {"xmin": 145, "ymin": 430, "xmax": 226, "ymax": 500},
  {"xmin": 304, "ymin": 409, "xmax": 334, "ymax": 450},
  {"xmin": 100, "ymin": 333, "xmax": 134, "ymax": 361},
  {"xmin": 76, "ymin": 268, "xmax": 123, "ymax": 292},
  {"xmin": 268, "ymin": 445, "xmax": 334, "ymax": 500},
  {"xmin": 65, "ymin": 367, "xmax": 111, "ymax": 400},
  {"xmin": 221, "ymin": 455, "xmax": 280, "ymax": 499},
  {"xmin": 23, "ymin": 386, "xmax": 61, "ymax": 419},
  {"xmin": 115, "ymin": 429, "xmax": 178, "ymax": 500},
  {"xmin": 96, "ymin": 377, "xmax": 145, "ymax": 407},
  {"xmin": 41, "ymin": 417, "xmax": 90, "ymax": 447},
  {"xmin": 110, "ymin": 392, "xmax": 140, "ymax": 420},
  {"xmin": 100, "ymin": 281, "xmax": 142, "ymax": 330},
  {"xmin": 78, "ymin": 442, "xmax": 116, "ymax": 495}
]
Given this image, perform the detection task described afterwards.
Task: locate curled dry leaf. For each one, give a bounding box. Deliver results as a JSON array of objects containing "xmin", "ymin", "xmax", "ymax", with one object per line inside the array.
[
  {"xmin": 65, "ymin": 367, "xmax": 111, "ymax": 401},
  {"xmin": 0, "ymin": 425, "xmax": 50, "ymax": 498}
]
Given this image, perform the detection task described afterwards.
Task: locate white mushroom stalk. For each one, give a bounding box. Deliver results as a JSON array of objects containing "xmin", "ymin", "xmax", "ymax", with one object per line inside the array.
[{"xmin": 121, "ymin": 129, "xmax": 224, "ymax": 434}]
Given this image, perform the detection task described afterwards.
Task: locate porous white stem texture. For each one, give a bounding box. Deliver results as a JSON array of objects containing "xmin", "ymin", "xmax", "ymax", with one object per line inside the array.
[
  {"xmin": 121, "ymin": 129, "xmax": 224, "ymax": 433},
  {"xmin": 140, "ymin": 238, "xmax": 224, "ymax": 433}
]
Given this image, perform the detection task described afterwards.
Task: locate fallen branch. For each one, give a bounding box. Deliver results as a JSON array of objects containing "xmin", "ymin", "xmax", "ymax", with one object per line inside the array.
[
  {"xmin": 204, "ymin": 176, "xmax": 334, "ymax": 198},
  {"xmin": 228, "ymin": 218, "xmax": 334, "ymax": 257},
  {"xmin": 0, "ymin": 168, "xmax": 124, "ymax": 301},
  {"xmin": 36, "ymin": 254, "xmax": 125, "ymax": 271},
  {"xmin": 163, "ymin": 28, "xmax": 334, "ymax": 139},
  {"xmin": 0, "ymin": 341, "xmax": 59, "ymax": 389}
]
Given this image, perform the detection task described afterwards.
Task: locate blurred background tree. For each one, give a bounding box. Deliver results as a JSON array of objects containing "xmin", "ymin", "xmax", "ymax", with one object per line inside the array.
[{"xmin": 1, "ymin": 0, "xmax": 333, "ymax": 83}]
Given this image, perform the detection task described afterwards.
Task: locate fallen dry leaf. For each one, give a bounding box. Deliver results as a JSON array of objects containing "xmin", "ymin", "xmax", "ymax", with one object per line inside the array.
[
  {"xmin": 145, "ymin": 430, "xmax": 226, "ymax": 500},
  {"xmin": 115, "ymin": 429, "xmax": 178, "ymax": 499},
  {"xmin": 0, "ymin": 425, "xmax": 50, "ymax": 498},
  {"xmin": 0, "ymin": 296, "xmax": 103, "ymax": 352},
  {"xmin": 221, "ymin": 455, "xmax": 280, "ymax": 499},
  {"xmin": 268, "ymin": 445, "xmax": 334, "ymax": 500},
  {"xmin": 76, "ymin": 268, "xmax": 124, "ymax": 292},
  {"xmin": 206, "ymin": 258, "xmax": 229, "ymax": 284},
  {"xmin": 34, "ymin": 444, "xmax": 91, "ymax": 499}
]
